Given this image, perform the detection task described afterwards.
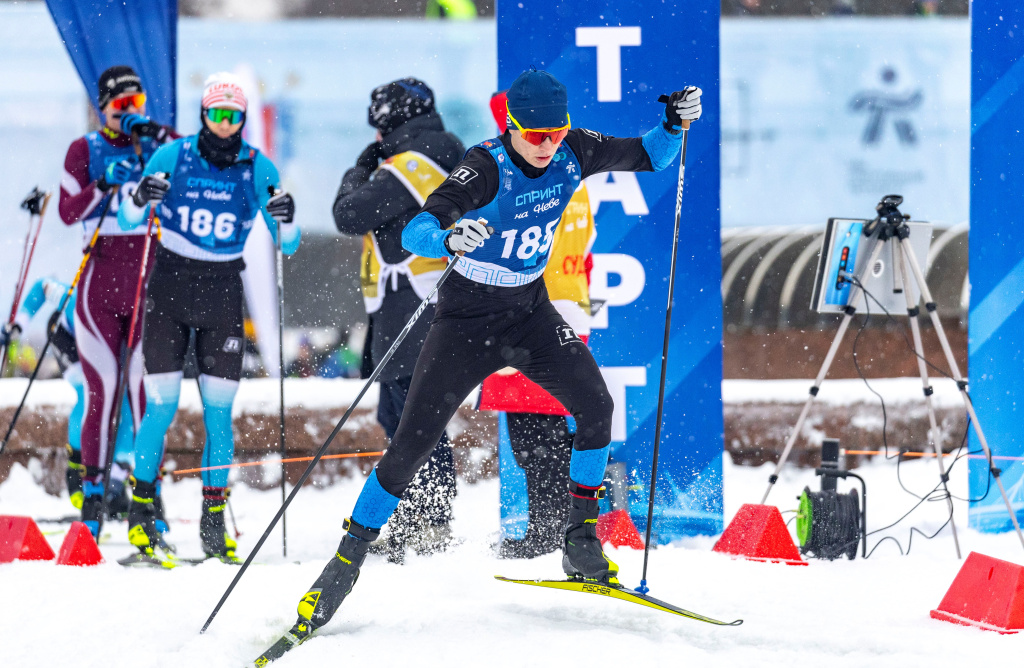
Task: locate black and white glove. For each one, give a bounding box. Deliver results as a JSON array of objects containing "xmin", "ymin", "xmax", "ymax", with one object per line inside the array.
[
  {"xmin": 663, "ymin": 86, "xmax": 702, "ymax": 133},
  {"xmin": 131, "ymin": 173, "xmax": 171, "ymax": 207},
  {"xmin": 445, "ymin": 218, "xmax": 491, "ymax": 255},
  {"xmin": 267, "ymin": 191, "xmax": 296, "ymax": 225},
  {"xmin": 0, "ymin": 322, "xmax": 21, "ymax": 348}
]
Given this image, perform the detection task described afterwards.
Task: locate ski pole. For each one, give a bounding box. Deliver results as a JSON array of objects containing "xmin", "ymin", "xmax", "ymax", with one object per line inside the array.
[
  {"xmin": 2, "ymin": 190, "xmax": 51, "ymax": 378},
  {"xmin": 101, "ymin": 202, "xmax": 158, "ymax": 514},
  {"xmin": 636, "ymin": 100, "xmax": 690, "ymax": 596},
  {"xmin": 0, "ymin": 191, "xmax": 115, "ymax": 456},
  {"xmin": 227, "ymin": 497, "xmax": 242, "ymax": 539},
  {"xmin": 200, "ymin": 240, "xmax": 485, "ymax": 634},
  {"xmin": 271, "ymin": 186, "xmax": 288, "ymax": 558}
]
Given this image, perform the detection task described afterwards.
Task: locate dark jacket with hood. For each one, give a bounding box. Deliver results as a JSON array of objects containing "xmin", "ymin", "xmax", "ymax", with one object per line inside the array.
[{"xmin": 332, "ymin": 111, "xmax": 464, "ymax": 380}]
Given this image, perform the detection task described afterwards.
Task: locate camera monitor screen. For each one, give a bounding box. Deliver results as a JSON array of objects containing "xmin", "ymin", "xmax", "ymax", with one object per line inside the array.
[{"xmin": 811, "ymin": 218, "xmax": 933, "ymax": 315}]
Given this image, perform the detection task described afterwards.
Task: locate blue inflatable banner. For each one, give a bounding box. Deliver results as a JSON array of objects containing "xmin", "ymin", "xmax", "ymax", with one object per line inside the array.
[
  {"xmin": 969, "ymin": 4, "xmax": 1024, "ymax": 532},
  {"xmin": 45, "ymin": 0, "xmax": 177, "ymax": 126},
  {"xmin": 497, "ymin": 0, "xmax": 723, "ymax": 541}
]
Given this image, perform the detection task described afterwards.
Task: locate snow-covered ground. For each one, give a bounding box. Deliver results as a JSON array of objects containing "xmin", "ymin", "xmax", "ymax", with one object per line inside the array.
[{"xmin": 1, "ymin": 454, "xmax": 1021, "ymax": 667}]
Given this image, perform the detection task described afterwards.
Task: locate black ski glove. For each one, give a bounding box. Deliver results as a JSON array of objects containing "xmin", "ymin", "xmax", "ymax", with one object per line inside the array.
[
  {"xmin": 20, "ymin": 187, "xmax": 45, "ymax": 215},
  {"xmin": 1, "ymin": 322, "xmax": 21, "ymax": 347},
  {"xmin": 120, "ymin": 113, "xmax": 161, "ymax": 138},
  {"xmin": 355, "ymin": 142, "xmax": 384, "ymax": 171},
  {"xmin": 267, "ymin": 191, "xmax": 296, "ymax": 225},
  {"xmin": 132, "ymin": 173, "xmax": 171, "ymax": 207}
]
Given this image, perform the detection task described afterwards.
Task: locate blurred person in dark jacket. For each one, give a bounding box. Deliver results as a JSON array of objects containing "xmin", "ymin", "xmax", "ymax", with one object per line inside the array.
[{"xmin": 332, "ymin": 78, "xmax": 464, "ymax": 563}]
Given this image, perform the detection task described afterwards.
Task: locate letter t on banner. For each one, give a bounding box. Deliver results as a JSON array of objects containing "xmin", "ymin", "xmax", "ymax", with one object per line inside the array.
[
  {"xmin": 498, "ymin": 1, "xmax": 724, "ymax": 542},
  {"xmin": 575, "ymin": 27, "xmax": 642, "ymax": 102}
]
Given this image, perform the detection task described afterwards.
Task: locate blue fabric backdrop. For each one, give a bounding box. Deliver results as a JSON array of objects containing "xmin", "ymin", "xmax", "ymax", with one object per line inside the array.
[
  {"xmin": 969, "ymin": 4, "xmax": 1024, "ymax": 532},
  {"xmin": 45, "ymin": 0, "xmax": 177, "ymax": 126}
]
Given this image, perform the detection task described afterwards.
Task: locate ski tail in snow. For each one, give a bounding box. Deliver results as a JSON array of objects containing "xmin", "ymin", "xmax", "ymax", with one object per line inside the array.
[
  {"xmin": 495, "ymin": 576, "xmax": 744, "ymax": 626},
  {"xmin": 253, "ymin": 620, "xmax": 314, "ymax": 666}
]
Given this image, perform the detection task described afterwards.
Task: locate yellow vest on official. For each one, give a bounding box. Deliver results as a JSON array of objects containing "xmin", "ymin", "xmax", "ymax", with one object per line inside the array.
[
  {"xmin": 543, "ymin": 182, "xmax": 595, "ymax": 314},
  {"xmin": 360, "ymin": 151, "xmax": 450, "ymax": 314}
]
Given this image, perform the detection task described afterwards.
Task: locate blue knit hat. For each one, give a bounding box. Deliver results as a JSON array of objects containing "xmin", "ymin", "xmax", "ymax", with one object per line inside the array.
[{"xmin": 506, "ymin": 68, "xmax": 568, "ymax": 130}]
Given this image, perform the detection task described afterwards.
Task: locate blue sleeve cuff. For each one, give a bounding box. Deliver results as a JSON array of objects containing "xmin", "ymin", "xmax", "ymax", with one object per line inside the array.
[
  {"xmin": 402, "ymin": 211, "xmax": 454, "ymax": 259},
  {"xmin": 641, "ymin": 120, "xmax": 683, "ymax": 172},
  {"xmin": 117, "ymin": 197, "xmax": 148, "ymax": 230}
]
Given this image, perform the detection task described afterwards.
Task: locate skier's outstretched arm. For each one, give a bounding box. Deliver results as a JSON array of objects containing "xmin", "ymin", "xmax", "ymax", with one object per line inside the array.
[
  {"xmin": 401, "ymin": 148, "xmax": 499, "ymax": 258},
  {"xmin": 567, "ymin": 87, "xmax": 702, "ymax": 178}
]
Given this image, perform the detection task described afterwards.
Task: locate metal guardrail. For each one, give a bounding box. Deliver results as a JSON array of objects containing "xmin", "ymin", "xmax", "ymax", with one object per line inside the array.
[{"xmin": 722, "ymin": 224, "xmax": 968, "ymax": 329}]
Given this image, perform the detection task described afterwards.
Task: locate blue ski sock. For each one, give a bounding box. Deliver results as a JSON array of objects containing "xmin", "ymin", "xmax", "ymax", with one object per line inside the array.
[
  {"xmin": 198, "ymin": 374, "xmax": 239, "ymax": 488},
  {"xmin": 133, "ymin": 372, "xmax": 183, "ymax": 484},
  {"xmin": 112, "ymin": 390, "xmax": 135, "ymax": 470},
  {"xmin": 65, "ymin": 363, "xmax": 85, "ymax": 453},
  {"xmin": 569, "ymin": 445, "xmax": 610, "ymax": 488},
  {"xmin": 351, "ymin": 469, "xmax": 401, "ymax": 530}
]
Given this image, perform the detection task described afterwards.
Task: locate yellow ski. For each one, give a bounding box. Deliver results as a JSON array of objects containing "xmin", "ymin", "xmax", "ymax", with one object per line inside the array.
[{"xmin": 495, "ymin": 576, "xmax": 743, "ymax": 626}]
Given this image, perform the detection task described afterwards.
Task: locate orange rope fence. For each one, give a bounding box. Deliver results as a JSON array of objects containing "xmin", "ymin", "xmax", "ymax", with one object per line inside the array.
[
  {"xmin": 171, "ymin": 451, "xmax": 385, "ymax": 477},
  {"xmin": 843, "ymin": 449, "xmax": 1024, "ymax": 462}
]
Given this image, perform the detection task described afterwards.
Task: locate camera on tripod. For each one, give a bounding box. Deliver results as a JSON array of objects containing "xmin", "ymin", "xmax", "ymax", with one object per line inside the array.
[
  {"xmin": 810, "ymin": 194, "xmax": 932, "ymax": 316},
  {"xmin": 863, "ymin": 194, "xmax": 911, "ymax": 239}
]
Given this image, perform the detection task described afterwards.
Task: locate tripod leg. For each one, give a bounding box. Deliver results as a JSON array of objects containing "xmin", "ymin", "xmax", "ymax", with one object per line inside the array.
[
  {"xmin": 899, "ymin": 238, "xmax": 1024, "ymax": 551},
  {"xmin": 761, "ymin": 237, "xmax": 889, "ymax": 504},
  {"xmin": 895, "ymin": 247, "xmax": 961, "ymax": 558}
]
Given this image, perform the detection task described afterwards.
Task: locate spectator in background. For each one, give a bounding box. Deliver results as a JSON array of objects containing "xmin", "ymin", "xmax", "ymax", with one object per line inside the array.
[
  {"xmin": 832, "ymin": 0, "xmax": 857, "ymax": 15},
  {"xmin": 723, "ymin": 0, "xmax": 761, "ymax": 16},
  {"xmin": 331, "ymin": 78, "xmax": 465, "ymax": 563},
  {"xmin": 914, "ymin": 0, "xmax": 938, "ymax": 15},
  {"xmin": 286, "ymin": 336, "xmax": 317, "ymax": 378}
]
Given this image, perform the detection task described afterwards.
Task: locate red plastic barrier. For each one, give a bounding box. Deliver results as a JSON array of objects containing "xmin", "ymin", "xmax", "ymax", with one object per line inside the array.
[
  {"xmin": 56, "ymin": 522, "xmax": 103, "ymax": 566},
  {"xmin": 712, "ymin": 504, "xmax": 806, "ymax": 566},
  {"xmin": 597, "ymin": 510, "xmax": 644, "ymax": 550},
  {"xmin": 930, "ymin": 551, "xmax": 1024, "ymax": 634},
  {"xmin": 0, "ymin": 515, "xmax": 55, "ymax": 562}
]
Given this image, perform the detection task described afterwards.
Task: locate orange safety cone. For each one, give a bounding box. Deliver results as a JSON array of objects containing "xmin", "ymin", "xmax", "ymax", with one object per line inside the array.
[
  {"xmin": 931, "ymin": 552, "xmax": 1024, "ymax": 633},
  {"xmin": 712, "ymin": 504, "xmax": 806, "ymax": 566},
  {"xmin": 597, "ymin": 510, "xmax": 645, "ymax": 550},
  {"xmin": 0, "ymin": 515, "xmax": 55, "ymax": 562},
  {"xmin": 56, "ymin": 521, "xmax": 103, "ymax": 566}
]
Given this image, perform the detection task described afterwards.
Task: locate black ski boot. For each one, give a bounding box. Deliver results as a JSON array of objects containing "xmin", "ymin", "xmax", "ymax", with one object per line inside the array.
[
  {"xmin": 562, "ymin": 482, "xmax": 618, "ymax": 584},
  {"xmin": 200, "ymin": 487, "xmax": 240, "ymax": 564},
  {"xmin": 298, "ymin": 518, "xmax": 379, "ymax": 628},
  {"xmin": 124, "ymin": 478, "xmax": 176, "ymax": 568},
  {"xmin": 105, "ymin": 476, "xmax": 131, "ymax": 520},
  {"xmin": 153, "ymin": 472, "xmax": 169, "ymax": 535},
  {"xmin": 253, "ymin": 519, "xmax": 380, "ymax": 665},
  {"xmin": 65, "ymin": 445, "xmax": 84, "ymax": 510},
  {"xmin": 80, "ymin": 476, "xmax": 104, "ymax": 540}
]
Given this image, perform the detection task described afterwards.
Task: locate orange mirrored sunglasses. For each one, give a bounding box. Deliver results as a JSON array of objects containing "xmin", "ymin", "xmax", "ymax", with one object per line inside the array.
[
  {"xmin": 109, "ymin": 93, "xmax": 147, "ymax": 111},
  {"xmin": 506, "ymin": 103, "xmax": 570, "ymax": 146}
]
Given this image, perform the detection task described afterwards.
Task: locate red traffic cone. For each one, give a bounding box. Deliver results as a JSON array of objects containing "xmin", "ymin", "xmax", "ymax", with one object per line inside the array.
[
  {"xmin": 712, "ymin": 504, "xmax": 806, "ymax": 566},
  {"xmin": 931, "ymin": 552, "xmax": 1024, "ymax": 633},
  {"xmin": 597, "ymin": 510, "xmax": 645, "ymax": 550},
  {"xmin": 56, "ymin": 521, "xmax": 103, "ymax": 566},
  {"xmin": 0, "ymin": 515, "xmax": 55, "ymax": 562}
]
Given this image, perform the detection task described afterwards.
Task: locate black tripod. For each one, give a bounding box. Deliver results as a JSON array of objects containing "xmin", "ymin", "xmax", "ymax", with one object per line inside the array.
[{"xmin": 760, "ymin": 196, "xmax": 1024, "ymax": 555}]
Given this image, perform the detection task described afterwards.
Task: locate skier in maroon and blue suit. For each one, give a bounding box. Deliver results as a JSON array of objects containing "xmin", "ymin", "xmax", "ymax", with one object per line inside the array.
[{"xmin": 58, "ymin": 65, "xmax": 179, "ymax": 539}]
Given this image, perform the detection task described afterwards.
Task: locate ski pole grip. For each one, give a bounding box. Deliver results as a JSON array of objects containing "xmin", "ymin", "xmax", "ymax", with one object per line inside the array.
[{"xmin": 658, "ymin": 94, "xmax": 670, "ymax": 103}]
